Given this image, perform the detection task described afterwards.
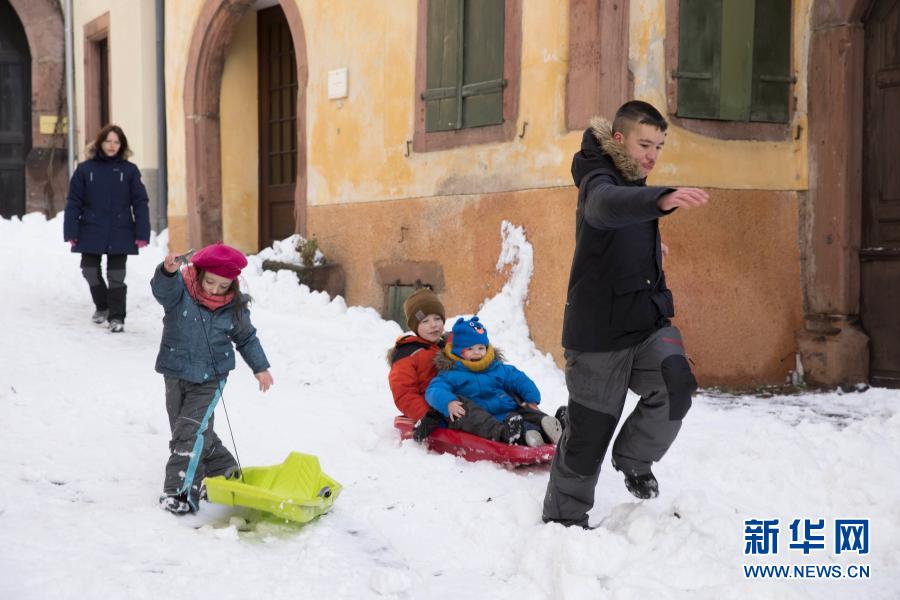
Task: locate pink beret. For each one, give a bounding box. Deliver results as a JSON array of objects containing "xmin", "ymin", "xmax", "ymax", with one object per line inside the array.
[{"xmin": 192, "ymin": 243, "xmax": 248, "ymax": 280}]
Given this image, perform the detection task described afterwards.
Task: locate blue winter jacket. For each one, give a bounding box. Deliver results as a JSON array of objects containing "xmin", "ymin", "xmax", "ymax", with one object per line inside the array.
[
  {"xmin": 151, "ymin": 265, "xmax": 270, "ymax": 384},
  {"xmin": 63, "ymin": 154, "xmax": 150, "ymax": 255},
  {"xmin": 425, "ymin": 348, "xmax": 541, "ymax": 421}
]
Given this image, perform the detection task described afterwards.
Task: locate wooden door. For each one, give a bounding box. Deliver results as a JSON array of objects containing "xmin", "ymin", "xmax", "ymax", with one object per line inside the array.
[
  {"xmin": 257, "ymin": 5, "xmax": 298, "ymax": 250},
  {"xmin": 0, "ymin": 0, "xmax": 30, "ymax": 219},
  {"xmin": 862, "ymin": 0, "xmax": 900, "ymax": 387}
]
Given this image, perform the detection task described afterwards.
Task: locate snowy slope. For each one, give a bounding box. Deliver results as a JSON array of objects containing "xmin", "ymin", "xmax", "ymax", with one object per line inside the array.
[{"xmin": 1, "ymin": 213, "xmax": 897, "ymax": 600}]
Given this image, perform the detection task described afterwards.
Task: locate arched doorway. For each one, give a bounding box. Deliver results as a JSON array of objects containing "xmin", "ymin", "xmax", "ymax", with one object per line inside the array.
[
  {"xmin": 0, "ymin": 0, "xmax": 30, "ymax": 218},
  {"xmin": 183, "ymin": 0, "xmax": 308, "ymax": 249}
]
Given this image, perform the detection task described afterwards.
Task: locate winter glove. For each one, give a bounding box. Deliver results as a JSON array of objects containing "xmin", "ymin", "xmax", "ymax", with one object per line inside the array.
[
  {"xmin": 68, "ymin": 239, "xmax": 77, "ymax": 248},
  {"xmin": 135, "ymin": 240, "xmax": 149, "ymax": 249},
  {"xmin": 413, "ymin": 410, "xmax": 443, "ymax": 442}
]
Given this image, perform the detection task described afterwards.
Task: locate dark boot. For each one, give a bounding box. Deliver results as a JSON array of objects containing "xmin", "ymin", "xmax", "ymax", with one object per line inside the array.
[
  {"xmin": 413, "ymin": 410, "xmax": 443, "ymax": 442},
  {"xmin": 542, "ymin": 515, "xmax": 591, "ymax": 529},
  {"xmin": 159, "ymin": 493, "xmax": 194, "ymax": 515},
  {"xmin": 106, "ymin": 254, "xmax": 128, "ymax": 322},
  {"xmin": 612, "ymin": 458, "xmax": 659, "ymax": 499},
  {"xmin": 500, "ymin": 413, "xmax": 523, "ymax": 444}
]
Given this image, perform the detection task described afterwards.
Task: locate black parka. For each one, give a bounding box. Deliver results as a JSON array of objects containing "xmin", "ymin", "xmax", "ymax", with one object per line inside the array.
[{"xmin": 562, "ymin": 118, "xmax": 676, "ymax": 352}]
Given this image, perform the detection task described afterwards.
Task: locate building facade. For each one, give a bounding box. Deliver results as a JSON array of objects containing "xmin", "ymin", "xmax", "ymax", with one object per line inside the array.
[{"xmin": 47, "ymin": 0, "xmax": 899, "ymax": 388}]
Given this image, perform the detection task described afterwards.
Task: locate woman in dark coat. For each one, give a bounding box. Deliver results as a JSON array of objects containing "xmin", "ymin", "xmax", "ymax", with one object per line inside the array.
[{"xmin": 63, "ymin": 124, "xmax": 150, "ymax": 332}]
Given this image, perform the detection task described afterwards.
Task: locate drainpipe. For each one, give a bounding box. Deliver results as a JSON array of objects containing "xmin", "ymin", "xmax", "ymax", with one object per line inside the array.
[
  {"xmin": 64, "ymin": 0, "xmax": 75, "ymax": 175},
  {"xmin": 155, "ymin": 0, "xmax": 168, "ymax": 231}
]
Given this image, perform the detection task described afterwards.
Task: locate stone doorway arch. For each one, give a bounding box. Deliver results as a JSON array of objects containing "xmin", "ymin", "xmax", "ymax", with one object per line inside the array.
[
  {"xmin": 183, "ymin": 0, "xmax": 308, "ymax": 247},
  {"xmin": 799, "ymin": 0, "xmax": 877, "ymax": 386},
  {"xmin": 6, "ymin": 0, "xmax": 67, "ymax": 216}
]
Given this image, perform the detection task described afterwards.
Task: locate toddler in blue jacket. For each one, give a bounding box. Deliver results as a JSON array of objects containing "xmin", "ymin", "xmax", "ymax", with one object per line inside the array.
[
  {"xmin": 425, "ymin": 316, "xmax": 562, "ymax": 446},
  {"xmin": 152, "ymin": 243, "xmax": 273, "ymax": 515}
]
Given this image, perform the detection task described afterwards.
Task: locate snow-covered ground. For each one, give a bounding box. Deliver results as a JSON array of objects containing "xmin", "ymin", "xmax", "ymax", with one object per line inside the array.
[{"xmin": 1, "ymin": 213, "xmax": 898, "ymax": 600}]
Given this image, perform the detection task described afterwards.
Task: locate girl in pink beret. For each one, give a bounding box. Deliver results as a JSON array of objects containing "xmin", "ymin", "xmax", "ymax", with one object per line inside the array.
[{"xmin": 151, "ymin": 243, "xmax": 274, "ymax": 514}]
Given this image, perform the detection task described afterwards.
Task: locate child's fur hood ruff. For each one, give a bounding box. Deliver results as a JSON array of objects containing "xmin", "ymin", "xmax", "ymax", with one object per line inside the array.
[
  {"xmin": 589, "ymin": 117, "xmax": 644, "ymax": 182},
  {"xmin": 434, "ymin": 343, "xmax": 506, "ymax": 373}
]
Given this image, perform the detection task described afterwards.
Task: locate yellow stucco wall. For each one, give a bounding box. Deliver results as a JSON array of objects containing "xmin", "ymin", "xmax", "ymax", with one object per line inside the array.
[
  {"xmin": 219, "ymin": 11, "xmax": 259, "ymax": 254},
  {"xmin": 165, "ymin": 0, "xmax": 811, "ymax": 226},
  {"xmin": 73, "ymin": 0, "xmax": 157, "ymax": 168},
  {"xmin": 161, "ymin": 0, "xmax": 812, "ymax": 385}
]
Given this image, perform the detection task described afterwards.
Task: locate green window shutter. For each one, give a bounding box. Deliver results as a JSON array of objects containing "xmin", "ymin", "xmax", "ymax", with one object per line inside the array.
[
  {"xmin": 718, "ymin": 0, "xmax": 755, "ymax": 121},
  {"xmin": 461, "ymin": 0, "xmax": 505, "ymax": 128},
  {"xmin": 425, "ymin": 0, "xmax": 462, "ymax": 132},
  {"xmin": 749, "ymin": 0, "xmax": 791, "ymax": 123},
  {"xmin": 676, "ymin": 0, "xmax": 722, "ymax": 119},
  {"xmin": 424, "ymin": 0, "xmax": 505, "ymax": 132},
  {"xmin": 387, "ymin": 284, "xmax": 417, "ymax": 327}
]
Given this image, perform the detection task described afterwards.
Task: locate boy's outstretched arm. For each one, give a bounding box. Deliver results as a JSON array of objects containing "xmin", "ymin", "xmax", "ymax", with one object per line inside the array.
[{"xmin": 582, "ymin": 173, "xmax": 673, "ymax": 230}]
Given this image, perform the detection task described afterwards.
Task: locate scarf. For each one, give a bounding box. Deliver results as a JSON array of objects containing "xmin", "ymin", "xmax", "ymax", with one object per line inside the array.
[{"xmin": 182, "ymin": 264, "xmax": 235, "ymax": 311}]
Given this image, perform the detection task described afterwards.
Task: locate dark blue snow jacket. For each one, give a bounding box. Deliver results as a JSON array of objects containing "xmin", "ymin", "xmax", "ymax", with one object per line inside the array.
[
  {"xmin": 151, "ymin": 265, "xmax": 270, "ymax": 384},
  {"xmin": 63, "ymin": 153, "xmax": 150, "ymax": 255}
]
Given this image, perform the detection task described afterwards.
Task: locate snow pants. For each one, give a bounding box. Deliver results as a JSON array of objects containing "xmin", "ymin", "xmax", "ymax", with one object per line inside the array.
[
  {"xmin": 80, "ymin": 253, "xmax": 127, "ymax": 321},
  {"xmin": 163, "ymin": 377, "xmax": 237, "ymax": 511},
  {"xmin": 447, "ymin": 399, "xmax": 550, "ymax": 442},
  {"xmin": 542, "ymin": 326, "xmax": 697, "ymax": 523},
  {"xmin": 447, "ymin": 398, "xmax": 508, "ymax": 441}
]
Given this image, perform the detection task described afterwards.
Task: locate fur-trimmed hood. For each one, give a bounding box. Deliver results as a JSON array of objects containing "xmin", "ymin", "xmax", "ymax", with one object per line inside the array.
[
  {"xmin": 434, "ymin": 343, "xmax": 506, "ymax": 373},
  {"xmin": 386, "ymin": 334, "xmax": 441, "ymax": 365},
  {"xmin": 571, "ymin": 117, "xmax": 644, "ymax": 186},
  {"xmin": 84, "ymin": 142, "xmax": 132, "ymax": 161}
]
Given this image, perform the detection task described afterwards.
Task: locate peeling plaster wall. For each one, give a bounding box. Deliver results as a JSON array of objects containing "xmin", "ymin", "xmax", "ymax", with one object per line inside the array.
[
  {"xmin": 166, "ymin": 0, "xmax": 810, "ymax": 224},
  {"xmin": 164, "ymin": 0, "xmax": 812, "ymax": 385}
]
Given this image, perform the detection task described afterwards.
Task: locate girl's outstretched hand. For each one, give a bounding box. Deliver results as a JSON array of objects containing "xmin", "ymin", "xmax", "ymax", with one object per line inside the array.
[
  {"xmin": 163, "ymin": 253, "xmax": 180, "ymax": 273},
  {"xmin": 255, "ymin": 370, "xmax": 274, "ymax": 392}
]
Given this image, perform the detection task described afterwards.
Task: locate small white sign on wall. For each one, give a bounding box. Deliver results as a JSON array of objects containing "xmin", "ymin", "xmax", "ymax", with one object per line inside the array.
[{"xmin": 328, "ymin": 68, "xmax": 348, "ymax": 100}]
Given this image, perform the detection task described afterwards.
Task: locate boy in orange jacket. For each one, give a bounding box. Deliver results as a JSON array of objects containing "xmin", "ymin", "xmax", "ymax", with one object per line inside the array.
[{"xmin": 387, "ymin": 288, "xmax": 446, "ymax": 438}]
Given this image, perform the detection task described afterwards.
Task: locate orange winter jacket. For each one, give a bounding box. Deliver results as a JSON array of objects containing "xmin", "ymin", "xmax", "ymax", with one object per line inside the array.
[{"xmin": 387, "ymin": 334, "xmax": 446, "ymax": 421}]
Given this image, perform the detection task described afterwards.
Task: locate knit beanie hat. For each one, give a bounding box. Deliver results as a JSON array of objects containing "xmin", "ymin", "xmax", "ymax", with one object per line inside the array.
[
  {"xmin": 403, "ymin": 288, "xmax": 445, "ymax": 333},
  {"xmin": 192, "ymin": 243, "xmax": 248, "ymax": 280},
  {"xmin": 450, "ymin": 316, "xmax": 490, "ymax": 357}
]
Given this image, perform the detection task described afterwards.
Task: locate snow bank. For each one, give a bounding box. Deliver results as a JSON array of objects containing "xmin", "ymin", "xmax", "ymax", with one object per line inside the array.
[{"xmin": 1, "ymin": 213, "xmax": 898, "ymax": 600}]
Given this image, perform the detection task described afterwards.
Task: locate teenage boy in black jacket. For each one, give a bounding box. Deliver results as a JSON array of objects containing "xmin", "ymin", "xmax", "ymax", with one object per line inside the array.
[{"xmin": 543, "ymin": 101, "xmax": 708, "ymax": 528}]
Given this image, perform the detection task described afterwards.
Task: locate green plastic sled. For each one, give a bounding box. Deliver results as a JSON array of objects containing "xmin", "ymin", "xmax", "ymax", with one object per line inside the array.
[{"xmin": 204, "ymin": 452, "xmax": 341, "ymax": 523}]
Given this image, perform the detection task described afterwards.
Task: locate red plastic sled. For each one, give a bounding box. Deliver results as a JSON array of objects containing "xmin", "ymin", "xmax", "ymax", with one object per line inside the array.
[{"xmin": 394, "ymin": 416, "xmax": 555, "ymax": 467}]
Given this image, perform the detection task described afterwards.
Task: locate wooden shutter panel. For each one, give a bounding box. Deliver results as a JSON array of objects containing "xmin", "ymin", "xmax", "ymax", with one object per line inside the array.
[
  {"xmin": 424, "ymin": 0, "xmax": 462, "ymax": 132},
  {"xmin": 387, "ymin": 284, "xmax": 416, "ymax": 327},
  {"xmin": 461, "ymin": 0, "xmax": 505, "ymax": 128},
  {"xmin": 749, "ymin": 0, "xmax": 791, "ymax": 123},
  {"xmin": 676, "ymin": 0, "xmax": 722, "ymax": 119}
]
